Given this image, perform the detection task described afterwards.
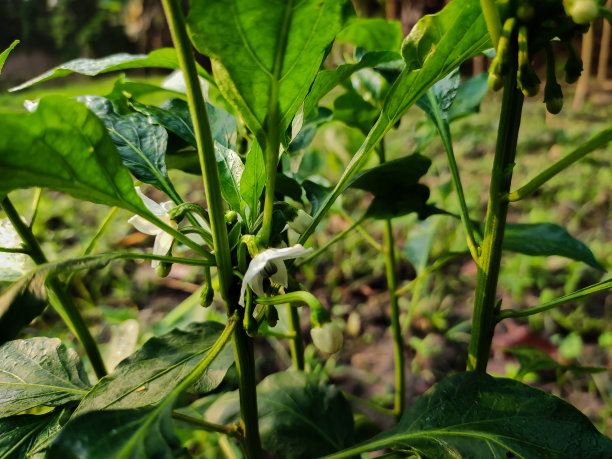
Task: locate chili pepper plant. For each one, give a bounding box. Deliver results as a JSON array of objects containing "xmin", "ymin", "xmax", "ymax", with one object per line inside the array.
[{"xmin": 1, "ymin": 0, "xmax": 612, "ymax": 457}]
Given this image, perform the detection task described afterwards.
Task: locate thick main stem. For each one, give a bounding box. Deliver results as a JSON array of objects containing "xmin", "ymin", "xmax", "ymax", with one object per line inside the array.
[
  {"xmin": 467, "ymin": 71, "xmax": 524, "ymax": 373},
  {"xmin": 1, "ymin": 197, "xmax": 107, "ymax": 379},
  {"xmin": 232, "ymin": 309, "xmax": 263, "ymax": 459}
]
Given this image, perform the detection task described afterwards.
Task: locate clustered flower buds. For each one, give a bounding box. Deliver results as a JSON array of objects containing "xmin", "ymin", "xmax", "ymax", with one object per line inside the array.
[{"xmin": 488, "ymin": 0, "xmax": 604, "ymax": 114}]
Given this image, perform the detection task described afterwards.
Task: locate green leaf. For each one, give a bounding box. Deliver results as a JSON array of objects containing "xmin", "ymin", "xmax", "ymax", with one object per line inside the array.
[
  {"xmin": 416, "ymin": 68, "xmax": 460, "ymax": 123},
  {"xmin": 327, "ymin": 372, "xmax": 612, "ymax": 459},
  {"xmin": 48, "ymin": 406, "xmax": 180, "ymax": 459},
  {"xmin": 303, "ymin": 51, "xmax": 401, "ymax": 116},
  {"xmin": 10, "ymin": 48, "xmax": 213, "ymax": 92},
  {"xmin": 73, "ymin": 322, "xmax": 233, "ymax": 416},
  {"xmin": 0, "ymin": 338, "xmax": 91, "ymax": 418},
  {"xmin": 349, "ymin": 154, "xmax": 434, "ymax": 220},
  {"xmin": 336, "ymin": 18, "xmax": 402, "ymax": 52},
  {"xmin": 298, "ymin": 0, "xmax": 490, "ymax": 244},
  {"xmin": 503, "ymin": 223, "xmax": 605, "ymax": 271},
  {"xmin": 240, "ymin": 140, "xmax": 266, "ymax": 223},
  {"xmin": 303, "ymin": 180, "xmax": 331, "ymax": 216},
  {"xmin": 333, "ymin": 92, "xmax": 379, "ymax": 135},
  {"xmin": 215, "ymin": 143, "xmax": 244, "ymax": 213},
  {"xmin": 131, "ymin": 98, "xmax": 197, "ymax": 147},
  {"xmin": 506, "ymin": 346, "xmax": 607, "ymax": 381},
  {"xmin": 78, "ymin": 96, "xmax": 173, "ymax": 194},
  {"xmin": 48, "ymin": 318, "xmax": 237, "ymax": 459},
  {"xmin": 187, "ymin": 0, "xmax": 352, "ymax": 145},
  {"xmin": 0, "ymin": 96, "xmax": 146, "ymax": 214},
  {"xmin": 0, "ymin": 40, "xmax": 19, "ymax": 76},
  {"xmin": 0, "ymin": 409, "xmax": 69, "ymax": 458},
  {"xmin": 448, "ymin": 73, "xmax": 489, "ymax": 121},
  {"xmin": 206, "ymin": 371, "xmax": 355, "ymax": 458}
]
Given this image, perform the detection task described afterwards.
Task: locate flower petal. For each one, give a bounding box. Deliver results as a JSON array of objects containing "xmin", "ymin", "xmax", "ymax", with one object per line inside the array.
[
  {"xmin": 269, "ymin": 259, "xmax": 288, "ymax": 288},
  {"xmin": 135, "ymin": 186, "xmax": 166, "ymax": 217},
  {"xmin": 152, "ymin": 232, "xmax": 174, "ymax": 268},
  {"xmin": 128, "ymin": 215, "xmax": 161, "ymax": 236}
]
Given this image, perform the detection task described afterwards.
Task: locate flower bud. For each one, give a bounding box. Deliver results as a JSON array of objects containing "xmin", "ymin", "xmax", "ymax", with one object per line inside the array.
[
  {"xmin": 155, "ymin": 261, "xmax": 172, "ymax": 278},
  {"xmin": 311, "ymin": 322, "xmax": 343, "ymax": 354},
  {"xmin": 200, "ymin": 282, "xmax": 214, "ymax": 308},
  {"xmin": 564, "ymin": 0, "xmax": 599, "ymax": 24}
]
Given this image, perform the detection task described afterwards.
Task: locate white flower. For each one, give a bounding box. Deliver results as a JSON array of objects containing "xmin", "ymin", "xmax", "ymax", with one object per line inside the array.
[
  {"xmin": 564, "ymin": 0, "xmax": 599, "ymax": 24},
  {"xmin": 311, "ymin": 322, "xmax": 343, "ymax": 354},
  {"xmin": 0, "ymin": 218, "xmax": 33, "ymax": 282},
  {"xmin": 239, "ymin": 244, "xmax": 312, "ymax": 306},
  {"xmin": 128, "ymin": 187, "xmax": 178, "ymax": 268}
]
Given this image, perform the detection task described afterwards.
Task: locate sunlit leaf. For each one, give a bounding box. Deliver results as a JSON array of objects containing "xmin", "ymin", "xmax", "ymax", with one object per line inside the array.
[
  {"xmin": 0, "ymin": 40, "xmax": 19, "ymax": 76},
  {"xmin": 0, "ymin": 338, "xmax": 90, "ymax": 418},
  {"xmin": 187, "ymin": 0, "xmax": 353, "ymax": 145},
  {"xmin": 0, "ymin": 96, "xmax": 146, "ymax": 214},
  {"xmin": 10, "ymin": 48, "xmax": 213, "ymax": 92},
  {"xmin": 215, "ymin": 143, "xmax": 244, "ymax": 213},
  {"xmin": 206, "ymin": 371, "xmax": 355, "ymax": 458},
  {"xmin": 240, "ymin": 140, "xmax": 266, "ymax": 224},
  {"xmin": 327, "ymin": 372, "xmax": 612, "ymax": 458},
  {"xmin": 303, "ymin": 51, "xmax": 400, "ymax": 116},
  {"xmin": 336, "ymin": 17, "xmax": 402, "ymax": 52}
]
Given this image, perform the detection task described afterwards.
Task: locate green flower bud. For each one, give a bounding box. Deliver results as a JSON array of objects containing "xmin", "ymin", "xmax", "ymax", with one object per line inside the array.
[
  {"xmin": 225, "ymin": 210, "xmax": 238, "ymax": 225},
  {"xmin": 311, "ymin": 322, "xmax": 343, "ymax": 354},
  {"xmin": 265, "ymin": 305, "xmax": 279, "ymax": 328},
  {"xmin": 488, "ymin": 17, "xmax": 516, "ymax": 91},
  {"xmin": 155, "ymin": 261, "xmax": 172, "ymax": 278},
  {"xmin": 488, "ymin": 71, "xmax": 505, "ymax": 91},
  {"xmin": 517, "ymin": 25, "xmax": 540, "ymax": 97},
  {"xmin": 564, "ymin": 0, "xmax": 599, "ymax": 24},
  {"xmin": 544, "ymin": 44, "xmax": 564, "ymax": 115},
  {"xmin": 517, "ymin": 1, "xmax": 535, "ymax": 22},
  {"xmin": 200, "ymin": 282, "xmax": 214, "ymax": 308}
]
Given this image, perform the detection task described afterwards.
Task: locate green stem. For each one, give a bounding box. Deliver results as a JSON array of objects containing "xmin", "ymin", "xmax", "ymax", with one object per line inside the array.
[
  {"xmin": 383, "ymin": 218, "xmax": 404, "ymax": 420},
  {"xmin": 28, "ymin": 187, "xmax": 43, "ymax": 227},
  {"xmin": 255, "ymin": 291, "xmax": 322, "ymax": 310},
  {"xmin": 287, "ymin": 304, "xmax": 304, "ymax": 370},
  {"xmin": 341, "ymin": 390, "xmax": 395, "ymax": 417},
  {"xmin": 426, "ymin": 90, "xmax": 479, "ymax": 262},
  {"xmin": 467, "ymin": 68, "xmax": 524, "ymax": 373},
  {"xmin": 171, "ymin": 411, "xmax": 241, "ymax": 439},
  {"xmin": 377, "ymin": 141, "xmax": 404, "ymax": 420},
  {"xmin": 396, "ymin": 252, "xmax": 465, "ymax": 297},
  {"xmin": 1, "ymin": 196, "xmax": 107, "ymax": 379},
  {"xmin": 232, "ymin": 308, "xmax": 263, "ymax": 459},
  {"xmin": 508, "ymin": 128, "xmax": 612, "ymax": 201},
  {"xmin": 160, "ymin": 0, "xmax": 233, "ymax": 301},
  {"xmin": 0, "ymin": 247, "xmax": 28, "ymax": 254},
  {"xmin": 336, "ymin": 209, "xmax": 382, "ymax": 251},
  {"xmin": 260, "ymin": 2, "xmax": 292, "ymax": 246},
  {"xmin": 498, "ymin": 279, "xmax": 612, "ymax": 320},
  {"xmin": 480, "ymin": 0, "xmax": 502, "ymax": 48}
]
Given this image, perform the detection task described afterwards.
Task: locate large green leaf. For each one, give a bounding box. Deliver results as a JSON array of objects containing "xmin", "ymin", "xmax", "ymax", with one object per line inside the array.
[
  {"xmin": 503, "ymin": 223, "xmax": 605, "ymax": 271},
  {"xmin": 48, "ymin": 319, "xmax": 236, "ymax": 459},
  {"xmin": 0, "ymin": 40, "xmax": 19, "ymax": 76},
  {"xmin": 78, "ymin": 96, "xmax": 172, "ymax": 194},
  {"xmin": 349, "ymin": 154, "xmax": 434, "ymax": 219},
  {"xmin": 73, "ymin": 322, "xmax": 233, "ymax": 416},
  {"xmin": 333, "ymin": 91, "xmax": 379, "ymax": 135},
  {"xmin": 303, "ymin": 51, "xmax": 400, "ymax": 116},
  {"xmin": 0, "ymin": 96, "xmax": 146, "ymax": 214},
  {"xmin": 206, "ymin": 371, "xmax": 354, "ymax": 458},
  {"xmin": 187, "ymin": 0, "xmax": 352, "ymax": 145},
  {"xmin": 131, "ymin": 98, "xmax": 197, "ymax": 148},
  {"xmin": 0, "ymin": 409, "xmax": 69, "ymax": 458},
  {"xmin": 298, "ymin": 0, "xmax": 490, "ymax": 244},
  {"xmin": 448, "ymin": 73, "xmax": 489, "ymax": 121},
  {"xmin": 326, "ymin": 372, "xmax": 612, "ymax": 458},
  {"xmin": 336, "ymin": 17, "xmax": 402, "ymax": 52},
  {"xmin": 0, "ymin": 338, "xmax": 91, "ymax": 418},
  {"xmin": 10, "ymin": 48, "xmax": 212, "ymax": 92},
  {"xmin": 48, "ymin": 406, "xmax": 180, "ymax": 459}
]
